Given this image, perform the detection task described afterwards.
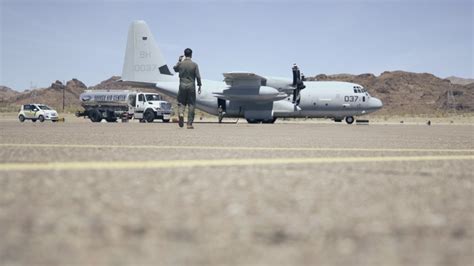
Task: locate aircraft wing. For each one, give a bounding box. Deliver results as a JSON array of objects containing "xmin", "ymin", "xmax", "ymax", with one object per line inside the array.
[
  {"xmin": 215, "ymin": 72, "xmax": 287, "ymax": 102},
  {"xmin": 223, "ymin": 72, "xmax": 267, "ymax": 87}
]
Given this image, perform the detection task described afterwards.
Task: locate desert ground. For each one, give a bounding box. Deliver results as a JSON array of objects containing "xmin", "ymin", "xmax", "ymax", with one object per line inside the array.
[{"xmin": 0, "ymin": 116, "xmax": 473, "ymax": 266}]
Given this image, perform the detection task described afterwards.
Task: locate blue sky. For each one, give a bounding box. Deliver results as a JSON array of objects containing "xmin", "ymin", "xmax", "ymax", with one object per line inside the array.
[{"xmin": 1, "ymin": 0, "xmax": 472, "ymax": 91}]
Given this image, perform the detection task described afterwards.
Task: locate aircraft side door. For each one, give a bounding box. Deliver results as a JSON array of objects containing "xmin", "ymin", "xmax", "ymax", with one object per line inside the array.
[
  {"xmin": 217, "ymin": 98, "xmax": 226, "ymax": 112},
  {"xmin": 361, "ymin": 93, "xmax": 368, "ymax": 108}
]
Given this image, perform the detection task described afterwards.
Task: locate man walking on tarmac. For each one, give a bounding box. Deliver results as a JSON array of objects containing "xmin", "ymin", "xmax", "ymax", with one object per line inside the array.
[{"xmin": 173, "ymin": 48, "xmax": 202, "ymax": 129}]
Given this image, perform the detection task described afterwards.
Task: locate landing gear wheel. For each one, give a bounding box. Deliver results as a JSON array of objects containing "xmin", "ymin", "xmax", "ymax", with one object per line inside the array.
[
  {"xmin": 246, "ymin": 119, "xmax": 260, "ymax": 124},
  {"xmin": 105, "ymin": 117, "xmax": 118, "ymax": 123},
  {"xmin": 144, "ymin": 109, "xmax": 155, "ymax": 123},
  {"xmin": 262, "ymin": 118, "xmax": 277, "ymax": 124},
  {"xmin": 32, "ymin": 119, "xmax": 37, "ymax": 123},
  {"xmin": 89, "ymin": 109, "xmax": 103, "ymax": 123},
  {"xmin": 345, "ymin": 116, "xmax": 354, "ymax": 124},
  {"xmin": 19, "ymin": 115, "xmax": 25, "ymax": 122},
  {"xmin": 38, "ymin": 115, "xmax": 45, "ymax": 122}
]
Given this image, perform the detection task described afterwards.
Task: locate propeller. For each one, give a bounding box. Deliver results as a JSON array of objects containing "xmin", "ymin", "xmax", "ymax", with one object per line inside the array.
[{"xmin": 292, "ymin": 64, "xmax": 306, "ymax": 105}]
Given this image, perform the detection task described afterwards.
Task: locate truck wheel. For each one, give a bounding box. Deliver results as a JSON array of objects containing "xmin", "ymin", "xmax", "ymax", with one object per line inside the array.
[
  {"xmin": 106, "ymin": 118, "xmax": 118, "ymax": 123},
  {"xmin": 19, "ymin": 115, "xmax": 25, "ymax": 122},
  {"xmin": 345, "ymin": 116, "xmax": 355, "ymax": 124},
  {"xmin": 144, "ymin": 109, "xmax": 155, "ymax": 123},
  {"xmin": 89, "ymin": 109, "xmax": 102, "ymax": 123},
  {"xmin": 162, "ymin": 119, "xmax": 170, "ymax": 123},
  {"xmin": 32, "ymin": 119, "xmax": 37, "ymax": 122},
  {"xmin": 38, "ymin": 115, "xmax": 45, "ymax": 122}
]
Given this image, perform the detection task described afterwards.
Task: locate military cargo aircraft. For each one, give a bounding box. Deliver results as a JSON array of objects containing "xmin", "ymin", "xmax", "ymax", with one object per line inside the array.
[{"xmin": 121, "ymin": 20, "xmax": 383, "ymax": 124}]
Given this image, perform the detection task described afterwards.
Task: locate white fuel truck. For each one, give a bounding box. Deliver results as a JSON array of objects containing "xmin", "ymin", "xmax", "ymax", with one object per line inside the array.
[{"xmin": 77, "ymin": 90, "xmax": 172, "ymax": 123}]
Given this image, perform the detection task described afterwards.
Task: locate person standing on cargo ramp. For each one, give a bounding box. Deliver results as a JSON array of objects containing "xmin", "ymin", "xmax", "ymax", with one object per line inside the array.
[{"xmin": 173, "ymin": 48, "xmax": 202, "ymax": 129}]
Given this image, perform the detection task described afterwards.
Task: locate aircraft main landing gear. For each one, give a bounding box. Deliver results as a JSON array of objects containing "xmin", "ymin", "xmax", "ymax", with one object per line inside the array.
[
  {"xmin": 262, "ymin": 118, "xmax": 277, "ymax": 124},
  {"xmin": 246, "ymin": 118, "xmax": 277, "ymax": 124}
]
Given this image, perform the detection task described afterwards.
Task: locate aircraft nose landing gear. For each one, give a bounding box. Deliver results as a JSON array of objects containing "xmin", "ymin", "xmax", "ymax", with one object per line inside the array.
[{"xmin": 345, "ymin": 116, "xmax": 355, "ymax": 124}]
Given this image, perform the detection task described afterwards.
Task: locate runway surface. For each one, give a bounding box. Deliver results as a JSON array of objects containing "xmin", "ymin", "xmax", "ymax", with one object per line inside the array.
[{"xmin": 0, "ymin": 119, "xmax": 473, "ymax": 266}]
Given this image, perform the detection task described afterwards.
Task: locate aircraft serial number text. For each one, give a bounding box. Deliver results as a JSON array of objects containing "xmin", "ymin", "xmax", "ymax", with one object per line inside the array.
[
  {"xmin": 344, "ymin": 96, "xmax": 359, "ymax": 102},
  {"xmin": 134, "ymin": 64, "xmax": 159, "ymax": 72}
]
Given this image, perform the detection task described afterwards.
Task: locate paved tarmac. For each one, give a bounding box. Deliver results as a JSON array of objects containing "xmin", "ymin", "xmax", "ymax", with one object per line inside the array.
[{"xmin": 0, "ymin": 118, "xmax": 473, "ymax": 266}]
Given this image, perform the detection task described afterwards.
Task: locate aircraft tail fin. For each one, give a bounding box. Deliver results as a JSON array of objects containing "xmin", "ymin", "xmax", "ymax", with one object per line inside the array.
[{"xmin": 121, "ymin": 20, "xmax": 175, "ymax": 83}]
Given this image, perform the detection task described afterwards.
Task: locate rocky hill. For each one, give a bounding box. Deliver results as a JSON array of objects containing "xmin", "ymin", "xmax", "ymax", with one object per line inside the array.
[
  {"xmin": 0, "ymin": 86, "xmax": 20, "ymax": 102},
  {"xmin": 308, "ymin": 71, "xmax": 473, "ymax": 115},
  {"xmin": 0, "ymin": 71, "xmax": 473, "ymax": 115},
  {"xmin": 446, "ymin": 76, "xmax": 474, "ymax": 86},
  {"xmin": 89, "ymin": 76, "xmax": 131, "ymax": 91},
  {"xmin": 6, "ymin": 79, "xmax": 87, "ymax": 111}
]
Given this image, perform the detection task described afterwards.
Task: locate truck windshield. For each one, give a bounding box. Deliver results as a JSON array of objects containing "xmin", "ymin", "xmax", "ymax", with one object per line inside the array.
[
  {"xmin": 146, "ymin": 94, "xmax": 162, "ymax": 101},
  {"xmin": 38, "ymin": 105, "xmax": 51, "ymax": 110}
]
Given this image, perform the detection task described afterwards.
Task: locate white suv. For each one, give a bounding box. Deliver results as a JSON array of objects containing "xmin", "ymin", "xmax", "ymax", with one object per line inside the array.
[{"xmin": 18, "ymin": 104, "xmax": 59, "ymax": 122}]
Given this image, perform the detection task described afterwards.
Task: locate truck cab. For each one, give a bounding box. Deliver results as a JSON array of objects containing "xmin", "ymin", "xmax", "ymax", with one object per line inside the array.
[{"xmin": 129, "ymin": 93, "xmax": 172, "ymax": 123}]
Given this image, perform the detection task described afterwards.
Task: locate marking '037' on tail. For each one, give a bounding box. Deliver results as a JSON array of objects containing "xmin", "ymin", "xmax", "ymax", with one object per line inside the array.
[{"xmin": 121, "ymin": 20, "xmax": 175, "ymax": 83}]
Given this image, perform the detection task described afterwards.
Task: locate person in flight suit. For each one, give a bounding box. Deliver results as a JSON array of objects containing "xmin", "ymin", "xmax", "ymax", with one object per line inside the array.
[{"xmin": 173, "ymin": 48, "xmax": 202, "ymax": 129}]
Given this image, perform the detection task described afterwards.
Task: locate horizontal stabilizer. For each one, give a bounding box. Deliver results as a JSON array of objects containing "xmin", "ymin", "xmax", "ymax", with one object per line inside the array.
[{"xmin": 117, "ymin": 80, "xmax": 157, "ymax": 88}]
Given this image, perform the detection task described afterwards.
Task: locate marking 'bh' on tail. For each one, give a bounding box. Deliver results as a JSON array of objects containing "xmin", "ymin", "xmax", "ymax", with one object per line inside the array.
[{"xmin": 121, "ymin": 20, "xmax": 174, "ymax": 83}]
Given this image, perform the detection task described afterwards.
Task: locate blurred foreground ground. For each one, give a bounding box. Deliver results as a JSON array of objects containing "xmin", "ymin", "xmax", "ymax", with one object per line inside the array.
[{"xmin": 0, "ymin": 116, "xmax": 473, "ymax": 266}]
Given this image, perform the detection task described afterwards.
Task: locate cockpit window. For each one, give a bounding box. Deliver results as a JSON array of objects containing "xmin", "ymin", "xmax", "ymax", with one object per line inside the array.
[{"xmin": 353, "ymin": 86, "xmax": 365, "ymax": 94}]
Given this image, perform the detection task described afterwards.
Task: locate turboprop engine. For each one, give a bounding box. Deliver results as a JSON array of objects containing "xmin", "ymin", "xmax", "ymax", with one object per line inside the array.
[{"xmin": 213, "ymin": 86, "xmax": 288, "ymax": 101}]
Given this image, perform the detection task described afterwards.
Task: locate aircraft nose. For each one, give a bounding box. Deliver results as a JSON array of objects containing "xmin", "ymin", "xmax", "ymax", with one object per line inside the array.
[{"xmin": 370, "ymin": 98, "xmax": 383, "ymax": 109}]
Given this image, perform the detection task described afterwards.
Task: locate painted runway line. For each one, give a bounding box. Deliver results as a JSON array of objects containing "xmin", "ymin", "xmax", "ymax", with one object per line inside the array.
[
  {"xmin": 0, "ymin": 155, "xmax": 472, "ymax": 171},
  {"xmin": 1, "ymin": 143, "xmax": 473, "ymax": 153}
]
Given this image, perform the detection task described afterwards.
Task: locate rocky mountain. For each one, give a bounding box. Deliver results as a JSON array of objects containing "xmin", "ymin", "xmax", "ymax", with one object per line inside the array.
[
  {"xmin": 0, "ymin": 86, "xmax": 20, "ymax": 102},
  {"xmin": 89, "ymin": 76, "xmax": 131, "ymax": 91},
  {"xmin": 446, "ymin": 76, "xmax": 474, "ymax": 86},
  {"xmin": 0, "ymin": 71, "xmax": 473, "ymax": 115},
  {"xmin": 7, "ymin": 79, "xmax": 87, "ymax": 111},
  {"xmin": 308, "ymin": 71, "xmax": 473, "ymax": 114}
]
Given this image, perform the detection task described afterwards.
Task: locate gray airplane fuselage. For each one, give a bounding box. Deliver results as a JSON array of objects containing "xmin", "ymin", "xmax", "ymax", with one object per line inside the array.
[{"xmin": 154, "ymin": 77, "xmax": 383, "ymax": 120}]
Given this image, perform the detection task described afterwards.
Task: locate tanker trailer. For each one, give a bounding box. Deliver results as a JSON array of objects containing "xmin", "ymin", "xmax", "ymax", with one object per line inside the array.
[{"xmin": 76, "ymin": 90, "xmax": 172, "ymax": 123}]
